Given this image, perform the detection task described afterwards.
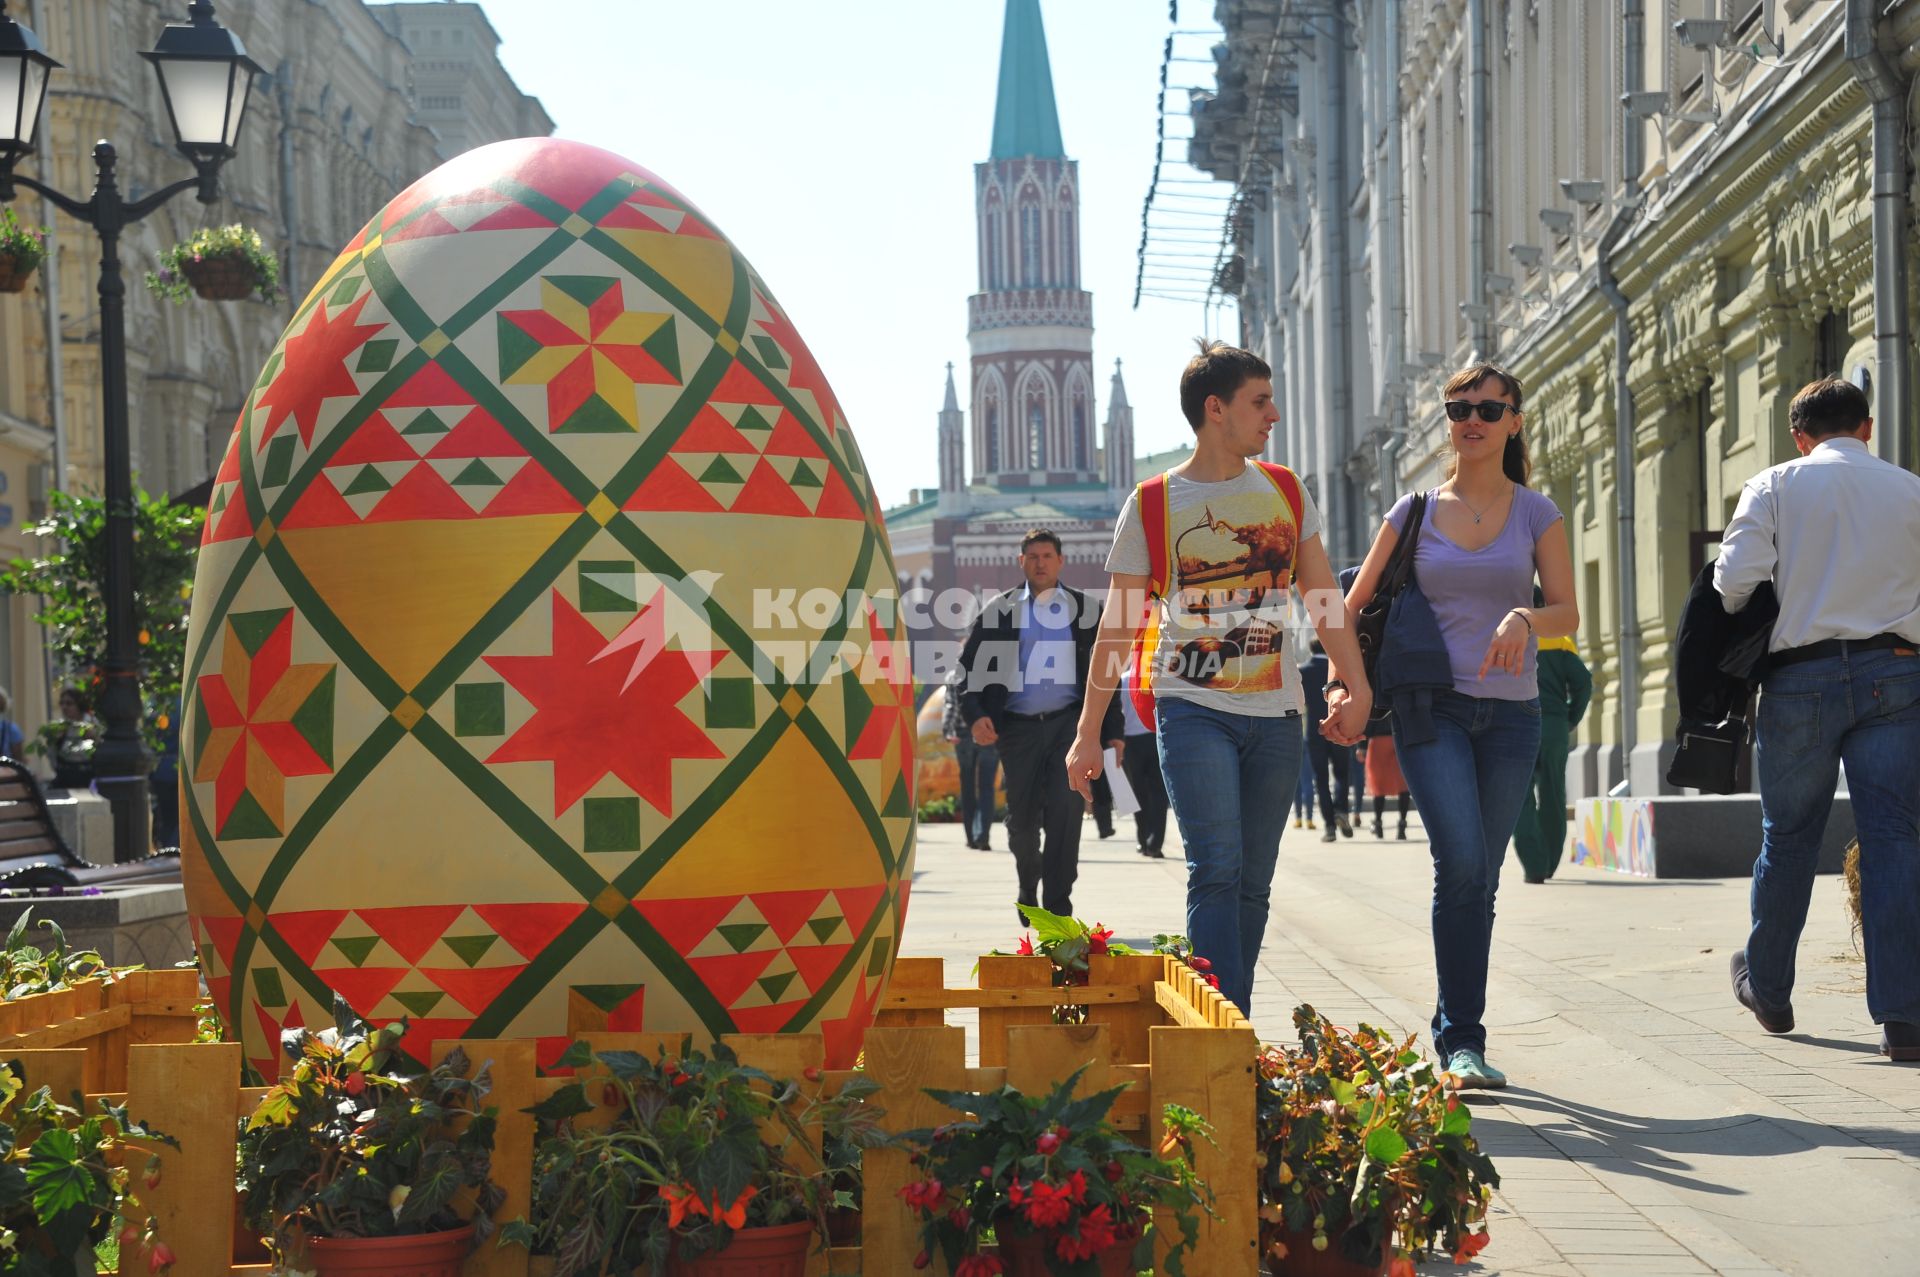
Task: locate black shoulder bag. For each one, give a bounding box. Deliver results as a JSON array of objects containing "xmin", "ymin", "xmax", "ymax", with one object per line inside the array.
[{"xmin": 1353, "ymin": 491, "xmax": 1428, "ymax": 721}]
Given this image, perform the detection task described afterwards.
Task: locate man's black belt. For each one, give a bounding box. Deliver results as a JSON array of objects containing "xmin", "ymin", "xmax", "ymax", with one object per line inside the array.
[
  {"xmin": 1003, "ymin": 706, "xmax": 1077, "ymax": 723},
  {"xmin": 1769, "ymin": 632, "xmax": 1912, "ymax": 669}
]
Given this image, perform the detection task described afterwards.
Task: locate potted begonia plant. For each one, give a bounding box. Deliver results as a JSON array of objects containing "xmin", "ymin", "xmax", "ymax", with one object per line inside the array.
[
  {"xmin": 1257, "ymin": 1006, "xmax": 1498, "ymax": 1277},
  {"xmin": 0, "ymin": 1058, "xmax": 177, "ymax": 1273},
  {"xmin": 236, "ymin": 995, "xmax": 504, "ymax": 1276},
  {"xmin": 146, "ymin": 224, "xmax": 281, "ymax": 303},
  {"xmin": 0, "ymin": 208, "xmax": 48, "ymax": 294},
  {"xmin": 504, "ymin": 1040, "xmax": 889, "ymax": 1275},
  {"xmin": 897, "ymin": 1065, "xmax": 1215, "ymax": 1277}
]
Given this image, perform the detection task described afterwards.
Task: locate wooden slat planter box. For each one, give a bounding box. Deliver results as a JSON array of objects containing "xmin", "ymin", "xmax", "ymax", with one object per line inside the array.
[
  {"xmin": 0, "ymin": 968, "xmax": 199, "ymax": 1092},
  {"xmin": 9, "ymin": 954, "xmax": 1258, "ymax": 1276}
]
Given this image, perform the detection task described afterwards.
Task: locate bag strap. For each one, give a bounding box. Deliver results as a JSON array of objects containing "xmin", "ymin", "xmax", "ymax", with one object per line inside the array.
[
  {"xmin": 1378, "ymin": 491, "xmax": 1428, "ymax": 600},
  {"xmin": 1252, "ymin": 460, "xmax": 1304, "ymax": 528},
  {"xmin": 1139, "ymin": 473, "xmax": 1173, "ymax": 598}
]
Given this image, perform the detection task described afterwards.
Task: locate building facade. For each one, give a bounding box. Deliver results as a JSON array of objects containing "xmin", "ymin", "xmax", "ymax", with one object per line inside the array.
[
  {"xmin": 0, "ymin": 0, "xmax": 546, "ymax": 748},
  {"xmin": 888, "ymin": 0, "xmax": 1140, "ymax": 621},
  {"xmin": 1200, "ymin": 0, "xmax": 1920, "ymax": 798}
]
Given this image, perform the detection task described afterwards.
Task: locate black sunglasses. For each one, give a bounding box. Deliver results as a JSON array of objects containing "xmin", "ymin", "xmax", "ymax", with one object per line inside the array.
[
  {"xmin": 1444, "ymin": 400, "xmax": 1519, "ymax": 423},
  {"xmin": 1443, "ymin": 399, "xmax": 1520, "ymax": 422}
]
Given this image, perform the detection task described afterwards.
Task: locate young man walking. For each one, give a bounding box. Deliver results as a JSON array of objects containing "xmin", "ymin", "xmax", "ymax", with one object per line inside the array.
[
  {"xmin": 959, "ymin": 530, "xmax": 1125, "ymax": 925},
  {"xmin": 1716, "ymin": 377, "xmax": 1920, "ymax": 1061},
  {"xmin": 1067, "ymin": 342, "xmax": 1371, "ymax": 1013}
]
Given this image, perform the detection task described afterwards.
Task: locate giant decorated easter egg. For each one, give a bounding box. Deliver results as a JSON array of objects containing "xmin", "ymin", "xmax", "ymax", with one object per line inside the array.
[{"xmin": 181, "ymin": 139, "xmax": 914, "ymax": 1076}]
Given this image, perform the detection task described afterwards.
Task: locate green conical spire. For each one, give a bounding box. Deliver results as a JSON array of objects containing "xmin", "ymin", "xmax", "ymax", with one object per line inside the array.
[{"xmin": 990, "ymin": 0, "xmax": 1065, "ymax": 160}]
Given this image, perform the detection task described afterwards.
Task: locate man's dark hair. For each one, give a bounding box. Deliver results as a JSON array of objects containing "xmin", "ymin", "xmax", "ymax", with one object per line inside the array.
[
  {"xmin": 1789, "ymin": 377, "xmax": 1870, "ymax": 439},
  {"xmin": 1179, "ymin": 338, "xmax": 1272, "ymax": 431},
  {"xmin": 1020, "ymin": 528, "xmax": 1062, "ymax": 555}
]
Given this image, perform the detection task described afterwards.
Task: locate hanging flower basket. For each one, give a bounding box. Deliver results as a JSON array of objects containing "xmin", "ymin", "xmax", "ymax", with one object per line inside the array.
[
  {"xmin": 179, "ymin": 254, "xmax": 262, "ymax": 301},
  {"xmin": 0, "ymin": 256, "xmax": 36, "ymax": 294},
  {"xmin": 147, "ymin": 223, "xmax": 282, "ymax": 304},
  {"xmin": 0, "ymin": 208, "xmax": 48, "ymax": 295}
]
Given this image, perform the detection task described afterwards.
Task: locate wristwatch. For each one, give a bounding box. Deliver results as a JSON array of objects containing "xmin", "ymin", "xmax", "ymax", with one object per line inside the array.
[{"xmin": 1324, "ymin": 679, "xmax": 1348, "ymax": 695}]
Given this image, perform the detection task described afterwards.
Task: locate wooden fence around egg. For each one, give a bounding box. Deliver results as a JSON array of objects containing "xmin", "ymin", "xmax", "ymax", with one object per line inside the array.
[{"xmin": 7, "ymin": 954, "xmax": 1259, "ymax": 1276}]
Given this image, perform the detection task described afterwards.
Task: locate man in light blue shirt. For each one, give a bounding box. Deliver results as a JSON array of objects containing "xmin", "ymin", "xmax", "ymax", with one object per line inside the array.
[{"xmin": 957, "ymin": 529, "xmax": 1124, "ymax": 924}]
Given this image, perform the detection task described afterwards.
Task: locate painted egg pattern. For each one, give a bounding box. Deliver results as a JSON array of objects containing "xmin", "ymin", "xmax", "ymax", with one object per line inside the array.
[{"xmin": 181, "ymin": 138, "xmax": 914, "ymax": 1076}]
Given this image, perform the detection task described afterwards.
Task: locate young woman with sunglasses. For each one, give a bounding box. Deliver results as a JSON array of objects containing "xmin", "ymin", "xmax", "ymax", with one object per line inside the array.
[{"xmin": 1343, "ymin": 363, "xmax": 1579, "ymax": 1089}]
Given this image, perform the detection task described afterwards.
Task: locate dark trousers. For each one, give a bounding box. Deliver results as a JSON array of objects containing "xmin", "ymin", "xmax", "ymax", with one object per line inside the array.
[
  {"xmin": 954, "ymin": 737, "xmax": 1000, "ymax": 845},
  {"xmin": 1123, "ymin": 731, "xmax": 1169, "ymax": 850},
  {"xmin": 1513, "ymin": 714, "xmax": 1571, "ymax": 880},
  {"xmin": 1305, "ymin": 730, "xmax": 1349, "ymax": 824},
  {"xmin": 997, "ymin": 712, "xmax": 1084, "ymax": 915}
]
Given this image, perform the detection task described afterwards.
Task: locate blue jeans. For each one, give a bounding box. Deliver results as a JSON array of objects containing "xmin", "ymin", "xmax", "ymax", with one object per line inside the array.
[
  {"xmin": 1156, "ymin": 698, "xmax": 1304, "ymax": 1014},
  {"xmin": 1748, "ymin": 648, "xmax": 1920, "ymax": 1024},
  {"xmin": 1393, "ymin": 689, "xmax": 1541, "ymax": 1058},
  {"xmin": 1293, "ymin": 748, "xmax": 1316, "ymax": 818},
  {"xmin": 954, "ymin": 737, "xmax": 1000, "ymax": 844}
]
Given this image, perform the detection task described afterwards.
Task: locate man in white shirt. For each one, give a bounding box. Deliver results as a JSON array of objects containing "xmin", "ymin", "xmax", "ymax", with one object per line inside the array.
[{"xmin": 1715, "ymin": 377, "xmax": 1920, "ymax": 1062}]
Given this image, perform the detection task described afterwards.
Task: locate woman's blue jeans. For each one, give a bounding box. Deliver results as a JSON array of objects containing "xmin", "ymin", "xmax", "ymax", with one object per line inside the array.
[
  {"xmin": 1393, "ymin": 689, "xmax": 1541, "ymax": 1058},
  {"xmin": 1156, "ymin": 698, "xmax": 1304, "ymax": 1014}
]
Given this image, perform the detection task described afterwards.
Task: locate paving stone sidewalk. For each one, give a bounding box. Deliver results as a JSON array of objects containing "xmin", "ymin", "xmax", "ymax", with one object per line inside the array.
[{"xmin": 899, "ymin": 810, "xmax": 1920, "ymax": 1277}]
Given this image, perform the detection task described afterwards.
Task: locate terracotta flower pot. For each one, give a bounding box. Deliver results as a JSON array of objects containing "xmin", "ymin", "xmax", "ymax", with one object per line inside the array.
[
  {"xmin": 304, "ymin": 1223, "xmax": 474, "ymax": 1277},
  {"xmin": 825, "ymin": 1205, "xmax": 861, "ymax": 1247},
  {"xmin": 231, "ymin": 1189, "xmax": 271, "ymax": 1264},
  {"xmin": 996, "ymin": 1229, "xmax": 1138, "ymax": 1276},
  {"xmin": 180, "ymin": 253, "xmax": 261, "ymax": 301},
  {"xmin": 1264, "ymin": 1227, "xmax": 1389, "ymax": 1277},
  {"xmin": 667, "ymin": 1220, "xmax": 813, "ymax": 1276},
  {"xmin": 0, "ymin": 255, "xmax": 37, "ymax": 294}
]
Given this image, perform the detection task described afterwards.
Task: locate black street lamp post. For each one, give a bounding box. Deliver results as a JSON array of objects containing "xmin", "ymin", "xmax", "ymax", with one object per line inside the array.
[{"xmin": 0, "ymin": 0, "xmax": 259, "ymax": 862}]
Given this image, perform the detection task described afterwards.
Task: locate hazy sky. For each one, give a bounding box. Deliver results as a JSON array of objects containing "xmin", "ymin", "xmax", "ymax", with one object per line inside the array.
[{"xmin": 482, "ymin": 0, "xmax": 1238, "ymax": 509}]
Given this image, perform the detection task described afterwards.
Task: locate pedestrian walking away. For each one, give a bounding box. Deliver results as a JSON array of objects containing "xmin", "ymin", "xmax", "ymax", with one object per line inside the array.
[
  {"xmin": 1291, "ymin": 744, "xmax": 1318, "ymax": 831},
  {"xmin": 1512, "ymin": 595, "xmax": 1591, "ymax": 882},
  {"xmin": 957, "ymin": 529, "xmax": 1125, "ymax": 925},
  {"xmin": 1120, "ymin": 667, "xmax": 1170, "ymax": 857},
  {"xmin": 1346, "ymin": 362, "xmax": 1578, "ymax": 1090},
  {"xmin": 1300, "ymin": 641, "xmax": 1353, "ymax": 842},
  {"xmin": 1714, "ymin": 376, "xmax": 1920, "ymax": 1063},
  {"xmin": 1364, "ymin": 734, "xmax": 1411, "ymax": 839},
  {"xmin": 1066, "ymin": 340, "xmax": 1372, "ymax": 1015},
  {"xmin": 0, "ymin": 687, "xmax": 22, "ymax": 763},
  {"xmin": 943, "ymin": 664, "xmax": 1000, "ymax": 851}
]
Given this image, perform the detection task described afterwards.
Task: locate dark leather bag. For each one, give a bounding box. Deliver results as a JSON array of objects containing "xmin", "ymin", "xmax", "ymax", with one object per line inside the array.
[
  {"xmin": 1666, "ymin": 710, "xmax": 1752, "ymax": 794},
  {"xmin": 1354, "ymin": 491, "xmax": 1428, "ymax": 724}
]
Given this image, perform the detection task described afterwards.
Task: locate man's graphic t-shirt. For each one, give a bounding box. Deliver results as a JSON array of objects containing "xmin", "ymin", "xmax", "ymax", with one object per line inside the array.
[{"xmin": 1105, "ymin": 462, "xmax": 1322, "ymax": 717}]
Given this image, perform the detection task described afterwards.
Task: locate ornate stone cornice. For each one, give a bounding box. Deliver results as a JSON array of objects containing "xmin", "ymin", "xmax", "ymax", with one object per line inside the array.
[{"xmin": 1617, "ymin": 68, "xmax": 1866, "ymax": 292}]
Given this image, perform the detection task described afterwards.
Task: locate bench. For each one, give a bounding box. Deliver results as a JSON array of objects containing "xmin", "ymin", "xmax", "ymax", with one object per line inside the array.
[{"xmin": 0, "ymin": 757, "xmax": 180, "ymax": 890}]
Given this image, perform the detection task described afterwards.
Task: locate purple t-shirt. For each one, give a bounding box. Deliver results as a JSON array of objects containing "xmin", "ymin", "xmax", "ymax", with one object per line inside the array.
[{"xmin": 1386, "ymin": 487, "xmax": 1564, "ymax": 700}]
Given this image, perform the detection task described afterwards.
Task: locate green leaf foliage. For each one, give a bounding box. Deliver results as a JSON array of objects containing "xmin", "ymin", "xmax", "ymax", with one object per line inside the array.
[
  {"xmin": 898, "ymin": 1065, "xmax": 1216, "ymax": 1276},
  {"xmin": 513, "ymin": 1041, "xmax": 891, "ymax": 1277},
  {"xmin": 0, "ymin": 1062, "xmax": 174, "ymax": 1269},
  {"xmin": 0, "ymin": 911, "xmax": 127, "ymax": 1002},
  {"xmin": 236, "ymin": 995, "xmax": 503, "ymax": 1256},
  {"xmin": 0, "ymin": 488, "xmax": 202, "ymax": 757},
  {"xmin": 1255, "ymin": 1005, "xmax": 1500, "ymax": 1270}
]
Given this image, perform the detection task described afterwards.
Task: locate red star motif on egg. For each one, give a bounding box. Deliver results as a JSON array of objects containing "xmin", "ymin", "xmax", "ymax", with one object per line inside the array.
[
  {"xmin": 254, "ymin": 293, "xmax": 387, "ymax": 450},
  {"xmin": 486, "ymin": 590, "xmax": 726, "ymax": 816}
]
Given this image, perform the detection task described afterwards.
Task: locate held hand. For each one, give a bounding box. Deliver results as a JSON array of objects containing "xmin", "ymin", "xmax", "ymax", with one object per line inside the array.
[
  {"xmin": 1477, "ymin": 612, "xmax": 1530, "ymax": 681},
  {"xmin": 1066, "ymin": 733, "xmax": 1104, "ymax": 802},
  {"xmin": 971, "ymin": 718, "xmax": 999, "ymax": 747},
  {"xmin": 1320, "ymin": 685, "xmax": 1371, "ymax": 746},
  {"xmin": 1107, "ymin": 738, "xmax": 1126, "ymax": 766}
]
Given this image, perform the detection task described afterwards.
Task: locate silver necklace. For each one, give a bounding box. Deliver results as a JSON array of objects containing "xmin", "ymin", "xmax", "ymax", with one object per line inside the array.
[{"xmin": 1456, "ymin": 482, "xmax": 1511, "ymax": 524}]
